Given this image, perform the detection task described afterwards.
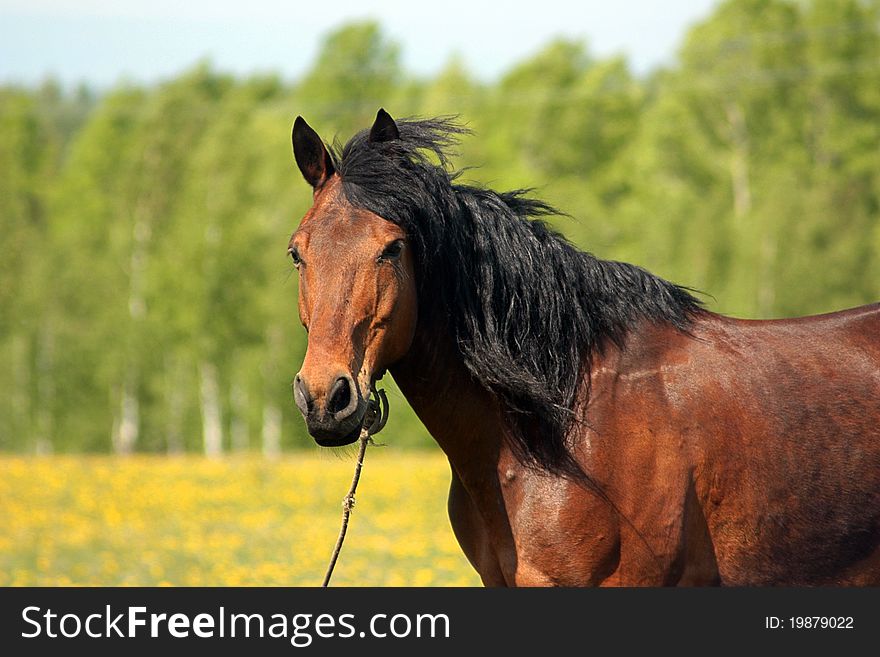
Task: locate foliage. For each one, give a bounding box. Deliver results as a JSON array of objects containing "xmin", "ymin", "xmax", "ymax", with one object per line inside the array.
[{"xmin": 1, "ymin": 2, "xmax": 879, "ymax": 453}]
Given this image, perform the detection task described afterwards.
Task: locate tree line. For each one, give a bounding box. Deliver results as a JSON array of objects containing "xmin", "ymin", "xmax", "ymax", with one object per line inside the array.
[{"xmin": 1, "ymin": 0, "xmax": 879, "ymax": 454}]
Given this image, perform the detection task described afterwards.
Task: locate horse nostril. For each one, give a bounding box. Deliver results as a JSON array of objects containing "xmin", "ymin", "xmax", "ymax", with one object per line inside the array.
[
  {"xmin": 327, "ymin": 376, "xmax": 353, "ymax": 417},
  {"xmin": 293, "ymin": 374, "xmax": 313, "ymax": 416}
]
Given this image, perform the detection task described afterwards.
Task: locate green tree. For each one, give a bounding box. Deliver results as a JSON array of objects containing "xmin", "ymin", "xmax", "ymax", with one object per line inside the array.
[
  {"xmin": 3, "ymin": 8, "xmax": 880, "ymax": 454},
  {"xmin": 297, "ymin": 21, "xmax": 403, "ymax": 136},
  {"xmin": 0, "ymin": 88, "xmax": 59, "ymax": 450}
]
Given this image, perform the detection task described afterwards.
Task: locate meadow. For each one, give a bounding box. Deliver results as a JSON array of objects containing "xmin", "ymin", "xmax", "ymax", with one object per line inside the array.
[{"xmin": 0, "ymin": 451, "xmax": 481, "ymax": 587}]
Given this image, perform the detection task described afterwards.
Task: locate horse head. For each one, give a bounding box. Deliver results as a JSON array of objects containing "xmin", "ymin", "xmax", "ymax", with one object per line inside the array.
[{"xmin": 288, "ymin": 110, "xmax": 417, "ymax": 446}]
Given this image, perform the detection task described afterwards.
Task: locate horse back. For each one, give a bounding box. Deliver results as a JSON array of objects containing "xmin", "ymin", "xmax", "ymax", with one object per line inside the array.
[{"xmin": 589, "ymin": 303, "xmax": 880, "ymax": 585}]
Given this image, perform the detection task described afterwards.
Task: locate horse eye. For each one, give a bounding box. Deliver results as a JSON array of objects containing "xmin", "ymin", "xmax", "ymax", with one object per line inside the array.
[
  {"xmin": 379, "ymin": 240, "xmax": 404, "ymax": 261},
  {"xmin": 289, "ymin": 246, "xmax": 302, "ymax": 266}
]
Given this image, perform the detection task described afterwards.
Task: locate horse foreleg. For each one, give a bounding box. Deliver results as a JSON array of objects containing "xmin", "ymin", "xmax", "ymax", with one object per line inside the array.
[{"xmin": 447, "ymin": 467, "xmax": 509, "ymax": 586}]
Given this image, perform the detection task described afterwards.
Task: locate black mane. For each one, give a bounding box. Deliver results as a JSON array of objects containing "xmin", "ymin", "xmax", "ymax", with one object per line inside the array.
[{"xmin": 332, "ymin": 117, "xmax": 703, "ymax": 482}]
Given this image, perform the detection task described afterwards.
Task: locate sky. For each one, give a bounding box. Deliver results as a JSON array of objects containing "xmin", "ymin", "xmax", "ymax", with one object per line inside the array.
[{"xmin": 0, "ymin": 0, "xmax": 721, "ymax": 88}]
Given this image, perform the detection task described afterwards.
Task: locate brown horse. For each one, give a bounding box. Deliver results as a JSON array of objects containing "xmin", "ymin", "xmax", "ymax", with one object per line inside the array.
[{"xmin": 288, "ymin": 109, "xmax": 880, "ymax": 586}]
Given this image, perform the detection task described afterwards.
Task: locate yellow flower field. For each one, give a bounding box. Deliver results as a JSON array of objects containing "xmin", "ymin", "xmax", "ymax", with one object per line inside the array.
[{"xmin": 0, "ymin": 451, "xmax": 482, "ymax": 587}]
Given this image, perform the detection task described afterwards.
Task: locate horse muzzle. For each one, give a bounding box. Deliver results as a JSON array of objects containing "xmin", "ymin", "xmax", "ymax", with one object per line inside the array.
[{"xmin": 293, "ymin": 372, "xmax": 367, "ymax": 446}]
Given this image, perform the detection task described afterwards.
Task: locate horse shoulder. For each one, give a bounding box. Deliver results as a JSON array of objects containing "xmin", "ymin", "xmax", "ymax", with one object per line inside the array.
[{"xmin": 583, "ymin": 322, "xmax": 721, "ymax": 584}]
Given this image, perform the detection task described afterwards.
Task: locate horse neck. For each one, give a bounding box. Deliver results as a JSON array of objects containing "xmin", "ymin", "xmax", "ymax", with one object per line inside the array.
[{"xmin": 389, "ymin": 319, "xmax": 504, "ymax": 482}]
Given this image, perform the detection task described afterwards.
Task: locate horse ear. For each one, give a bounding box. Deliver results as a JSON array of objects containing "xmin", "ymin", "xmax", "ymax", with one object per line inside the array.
[
  {"xmin": 369, "ymin": 108, "xmax": 400, "ymax": 143},
  {"xmin": 292, "ymin": 116, "xmax": 335, "ymax": 188}
]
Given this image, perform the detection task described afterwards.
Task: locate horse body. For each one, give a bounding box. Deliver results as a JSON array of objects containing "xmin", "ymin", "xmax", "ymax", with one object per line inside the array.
[
  {"xmin": 288, "ymin": 109, "xmax": 880, "ymax": 586},
  {"xmin": 392, "ymin": 305, "xmax": 880, "ymax": 586}
]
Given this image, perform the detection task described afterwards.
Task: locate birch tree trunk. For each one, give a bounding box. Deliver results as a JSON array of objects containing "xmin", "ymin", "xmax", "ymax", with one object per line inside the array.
[
  {"xmin": 112, "ymin": 378, "xmax": 139, "ymax": 455},
  {"xmin": 10, "ymin": 333, "xmax": 29, "ymax": 446},
  {"xmin": 725, "ymin": 101, "xmax": 775, "ymax": 315},
  {"xmin": 164, "ymin": 356, "xmax": 185, "ymax": 454},
  {"xmin": 111, "ymin": 194, "xmax": 152, "ymax": 453},
  {"xmin": 230, "ymin": 378, "xmax": 249, "ymax": 452},
  {"xmin": 200, "ymin": 361, "xmax": 223, "ymax": 457},
  {"xmin": 725, "ymin": 101, "xmax": 752, "ymax": 220},
  {"xmin": 261, "ymin": 325, "xmax": 283, "ymax": 458},
  {"xmin": 34, "ymin": 320, "xmax": 54, "ymax": 455},
  {"xmin": 261, "ymin": 403, "xmax": 281, "ymax": 459}
]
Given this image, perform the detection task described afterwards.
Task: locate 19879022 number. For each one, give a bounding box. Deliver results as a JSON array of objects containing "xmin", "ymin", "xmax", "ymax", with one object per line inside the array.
[
  {"xmin": 789, "ymin": 617, "xmax": 853, "ymax": 629},
  {"xmin": 765, "ymin": 616, "xmax": 854, "ymax": 629}
]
